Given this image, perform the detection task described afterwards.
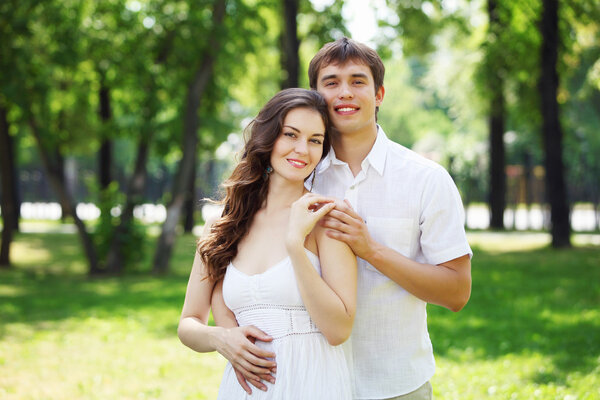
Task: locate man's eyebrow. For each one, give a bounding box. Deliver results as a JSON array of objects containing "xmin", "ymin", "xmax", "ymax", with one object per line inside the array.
[
  {"xmin": 320, "ymin": 74, "xmax": 338, "ymax": 81},
  {"xmin": 320, "ymin": 72, "xmax": 369, "ymax": 81}
]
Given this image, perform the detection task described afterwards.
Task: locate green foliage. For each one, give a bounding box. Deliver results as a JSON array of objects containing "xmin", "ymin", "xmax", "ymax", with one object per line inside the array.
[{"xmin": 91, "ymin": 182, "xmax": 148, "ymax": 272}]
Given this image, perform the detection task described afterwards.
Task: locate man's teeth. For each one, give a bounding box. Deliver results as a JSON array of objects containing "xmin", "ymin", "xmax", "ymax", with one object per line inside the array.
[{"xmin": 337, "ymin": 107, "xmax": 357, "ymax": 112}]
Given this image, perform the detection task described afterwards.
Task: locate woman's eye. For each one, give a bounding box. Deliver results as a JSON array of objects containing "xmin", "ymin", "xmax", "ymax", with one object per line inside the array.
[
  {"xmin": 284, "ymin": 132, "xmax": 296, "ymax": 138},
  {"xmin": 310, "ymin": 139, "xmax": 323, "ymax": 145}
]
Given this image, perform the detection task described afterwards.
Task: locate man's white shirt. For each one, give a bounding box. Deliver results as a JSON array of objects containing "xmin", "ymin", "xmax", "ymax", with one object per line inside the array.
[{"xmin": 311, "ymin": 126, "xmax": 472, "ymax": 399}]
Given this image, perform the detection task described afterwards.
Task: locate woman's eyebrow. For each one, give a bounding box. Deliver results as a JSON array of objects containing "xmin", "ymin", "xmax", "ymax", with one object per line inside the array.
[{"xmin": 283, "ymin": 125, "xmax": 300, "ymax": 132}]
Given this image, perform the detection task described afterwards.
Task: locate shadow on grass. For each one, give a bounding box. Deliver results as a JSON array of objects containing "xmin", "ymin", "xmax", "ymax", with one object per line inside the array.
[
  {"xmin": 428, "ymin": 244, "xmax": 600, "ymax": 384},
  {"xmin": 0, "ymin": 232, "xmax": 200, "ymax": 339}
]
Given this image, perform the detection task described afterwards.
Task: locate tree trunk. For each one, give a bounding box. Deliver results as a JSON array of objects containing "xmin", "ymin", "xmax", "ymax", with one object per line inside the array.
[
  {"xmin": 523, "ymin": 151, "xmax": 533, "ymax": 229},
  {"xmin": 539, "ymin": 0, "xmax": 570, "ymax": 247},
  {"xmin": 183, "ymin": 156, "xmax": 197, "ymax": 233},
  {"xmin": 98, "ymin": 83, "xmax": 112, "ymax": 189},
  {"xmin": 280, "ymin": 0, "xmax": 299, "ymax": 89},
  {"xmin": 54, "ymin": 151, "xmax": 71, "ymax": 221},
  {"xmin": 487, "ymin": 0, "xmax": 506, "ymax": 230},
  {"xmin": 0, "ymin": 105, "xmax": 17, "ymax": 267},
  {"xmin": 104, "ymin": 138, "xmax": 151, "ymax": 273},
  {"xmin": 152, "ymin": 0, "xmax": 227, "ymax": 274},
  {"xmin": 28, "ymin": 116, "xmax": 100, "ymax": 273},
  {"xmin": 488, "ymin": 90, "xmax": 506, "ymax": 229}
]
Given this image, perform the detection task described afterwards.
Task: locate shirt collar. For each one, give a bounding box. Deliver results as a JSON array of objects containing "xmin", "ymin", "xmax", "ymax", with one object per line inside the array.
[
  {"xmin": 363, "ymin": 125, "xmax": 388, "ymax": 176},
  {"xmin": 317, "ymin": 125, "xmax": 388, "ymax": 176}
]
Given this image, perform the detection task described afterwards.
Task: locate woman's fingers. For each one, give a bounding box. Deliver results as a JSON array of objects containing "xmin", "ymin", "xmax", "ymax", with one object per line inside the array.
[{"xmin": 311, "ymin": 202, "xmax": 336, "ymax": 219}]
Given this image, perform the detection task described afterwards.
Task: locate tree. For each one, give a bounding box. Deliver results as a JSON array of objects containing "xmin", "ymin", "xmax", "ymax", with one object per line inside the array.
[
  {"xmin": 1, "ymin": 0, "xmax": 101, "ymax": 272},
  {"xmin": 0, "ymin": 105, "xmax": 18, "ymax": 267},
  {"xmin": 152, "ymin": 0, "xmax": 228, "ymax": 274},
  {"xmin": 280, "ymin": 0, "xmax": 300, "ymax": 88},
  {"xmin": 98, "ymin": 79, "xmax": 113, "ymax": 190},
  {"xmin": 101, "ymin": 2, "xmax": 180, "ymax": 273},
  {"xmin": 486, "ymin": 0, "xmax": 507, "ymax": 229},
  {"xmin": 539, "ymin": 0, "xmax": 570, "ymax": 247}
]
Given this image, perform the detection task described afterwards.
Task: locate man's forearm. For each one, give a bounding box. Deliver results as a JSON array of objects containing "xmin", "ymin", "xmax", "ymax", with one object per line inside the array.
[{"xmin": 365, "ymin": 242, "xmax": 471, "ymax": 311}]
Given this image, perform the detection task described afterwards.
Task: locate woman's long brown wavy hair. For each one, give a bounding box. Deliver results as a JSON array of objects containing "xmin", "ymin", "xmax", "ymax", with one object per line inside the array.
[{"xmin": 198, "ymin": 88, "xmax": 330, "ymax": 283}]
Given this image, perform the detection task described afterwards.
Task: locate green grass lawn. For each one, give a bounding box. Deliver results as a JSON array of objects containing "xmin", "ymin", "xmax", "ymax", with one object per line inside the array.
[{"xmin": 1, "ymin": 229, "xmax": 599, "ymax": 399}]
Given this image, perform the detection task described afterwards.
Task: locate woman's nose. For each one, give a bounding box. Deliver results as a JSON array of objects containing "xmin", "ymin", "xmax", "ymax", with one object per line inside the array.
[{"xmin": 294, "ymin": 140, "xmax": 308, "ymax": 154}]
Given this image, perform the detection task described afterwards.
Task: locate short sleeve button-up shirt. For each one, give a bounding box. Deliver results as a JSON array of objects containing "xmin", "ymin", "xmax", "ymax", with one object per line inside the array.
[{"xmin": 311, "ymin": 126, "xmax": 472, "ymax": 399}]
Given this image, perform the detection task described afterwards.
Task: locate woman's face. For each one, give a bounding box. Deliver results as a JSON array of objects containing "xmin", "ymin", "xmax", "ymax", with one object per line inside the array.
[{"xmin": 269, "ymin": 107, "xmax": 326, "ymax": 183}]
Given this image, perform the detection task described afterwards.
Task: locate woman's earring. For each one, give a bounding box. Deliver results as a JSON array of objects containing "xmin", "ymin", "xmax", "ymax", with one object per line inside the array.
[{"xmin": 263, "ymin": 165, "xmax": 273, "ymax": 180}]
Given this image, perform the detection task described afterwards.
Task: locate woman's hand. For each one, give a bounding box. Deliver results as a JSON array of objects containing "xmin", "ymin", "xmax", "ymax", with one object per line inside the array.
[{"xmin": 286, "ymin": 193, "xmax": 336, "ymax": 249}]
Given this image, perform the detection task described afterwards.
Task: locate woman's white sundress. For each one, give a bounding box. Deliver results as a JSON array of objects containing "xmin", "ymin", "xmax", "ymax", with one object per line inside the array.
[{"xmin": 217, "ymin": 249, "xmax": 352, "ymax": 400}]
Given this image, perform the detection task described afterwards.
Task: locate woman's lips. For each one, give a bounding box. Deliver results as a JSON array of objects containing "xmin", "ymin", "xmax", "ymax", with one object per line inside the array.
[{"xmin": 287, "ymin": 159, "xmax": 307, "ymax": 168}]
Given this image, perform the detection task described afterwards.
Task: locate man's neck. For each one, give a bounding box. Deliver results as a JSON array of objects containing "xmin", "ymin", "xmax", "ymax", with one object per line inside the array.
[{"xmin": 332, "ymin": 125, "xmax": 378, "ymax": 176}]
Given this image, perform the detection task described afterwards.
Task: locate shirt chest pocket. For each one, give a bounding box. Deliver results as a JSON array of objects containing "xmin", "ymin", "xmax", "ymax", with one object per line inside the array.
[{"xmin": 365, "ymin": 216, "xmax": 415, "ymax": 272}]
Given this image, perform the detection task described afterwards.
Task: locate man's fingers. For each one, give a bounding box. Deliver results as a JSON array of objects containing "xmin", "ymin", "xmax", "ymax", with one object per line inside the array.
[
  {"xmin": 234, "ymin": 366, "xmax": 271, "ymax": 392},
  {"xmin": 243, "ymin": 349, "xmax": 277, "ymax": 369},
  {"xmin": 321, "ymin": 214, "xmax": 353, "ymax": 234},
  {"xmin": 235, "ymin": 363, "xmax": 262, "ymax": 383},
  {"xmin": 326, "ymin": 209, "xmax": 357, "ymax": 225},
  {"xmin": 335, "ymin": 199, "xmax": 362, "ymax": 220},
  {"xmin": 243, "ymin": 342, "xmax": 276, "ymax": 362},
  {"xmin": 243, "ymin": 325, "xmax": 273, "ymax": 343},
  {"xmin": 234, "ymin": 369, "xmax": 253, "ymax": 395},
  {"xmin": 257, "ymin": 372, "xmax": 276, "ymax": 384},
  {"xmin": 325, "ymin": 229, "xmax": 351, "ymax": 244},
  {"xmin": 247, "ymin": 377, "xmax": 268, "ymax": 392}
]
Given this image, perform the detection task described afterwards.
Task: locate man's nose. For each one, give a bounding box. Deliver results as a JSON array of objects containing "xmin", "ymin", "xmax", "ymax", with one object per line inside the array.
[{"xmin": 338, "ymin": 82, "xmax": 354, "ymax": 99}]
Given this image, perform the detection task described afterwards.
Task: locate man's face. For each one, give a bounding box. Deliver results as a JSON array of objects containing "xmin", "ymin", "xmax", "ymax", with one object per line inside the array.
[{"xmin": 315, "ymin": 60, "xmax": 384, "ymax": 137}]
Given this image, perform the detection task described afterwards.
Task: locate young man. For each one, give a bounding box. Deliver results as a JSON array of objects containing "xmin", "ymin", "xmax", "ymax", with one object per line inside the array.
[{"xmin": 308, "ymin": 37, "xmax": 472, "ymax": 399}]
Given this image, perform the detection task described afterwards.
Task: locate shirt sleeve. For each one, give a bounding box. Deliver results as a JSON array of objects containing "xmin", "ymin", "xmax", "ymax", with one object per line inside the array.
[{"xmin": 419, "ymin": 166, "xmax": 473, "ymax": 265}]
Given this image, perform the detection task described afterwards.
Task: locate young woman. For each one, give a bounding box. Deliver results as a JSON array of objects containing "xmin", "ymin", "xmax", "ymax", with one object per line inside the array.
[{"xmin": 178, "ymin": 88, "xmax": 357, "ymax": 399}]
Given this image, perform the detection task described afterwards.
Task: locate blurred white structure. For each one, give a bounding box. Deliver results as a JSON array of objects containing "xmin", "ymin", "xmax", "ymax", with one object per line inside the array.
[{"xmin": 12, "ymin": 202, "xmax": 599, "ymax": 232}]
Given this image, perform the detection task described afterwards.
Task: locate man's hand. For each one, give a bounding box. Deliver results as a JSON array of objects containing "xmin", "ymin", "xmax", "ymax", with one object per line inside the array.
[
  {"xmin": 234, "ymin": 366, "xmax": 276, "ymax": 394},
  {"xmin": 215, "ymin": 325, "xmax": 276, "ymax": 394},
  {"xmin": 320, "ymin": 199, "xmax": 374, "ymax": 260}
]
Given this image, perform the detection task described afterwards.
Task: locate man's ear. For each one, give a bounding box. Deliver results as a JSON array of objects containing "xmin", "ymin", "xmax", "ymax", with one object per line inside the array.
[{"xmin": 375, "ymin": 85, "xmax": 385, "ymax": 106}]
